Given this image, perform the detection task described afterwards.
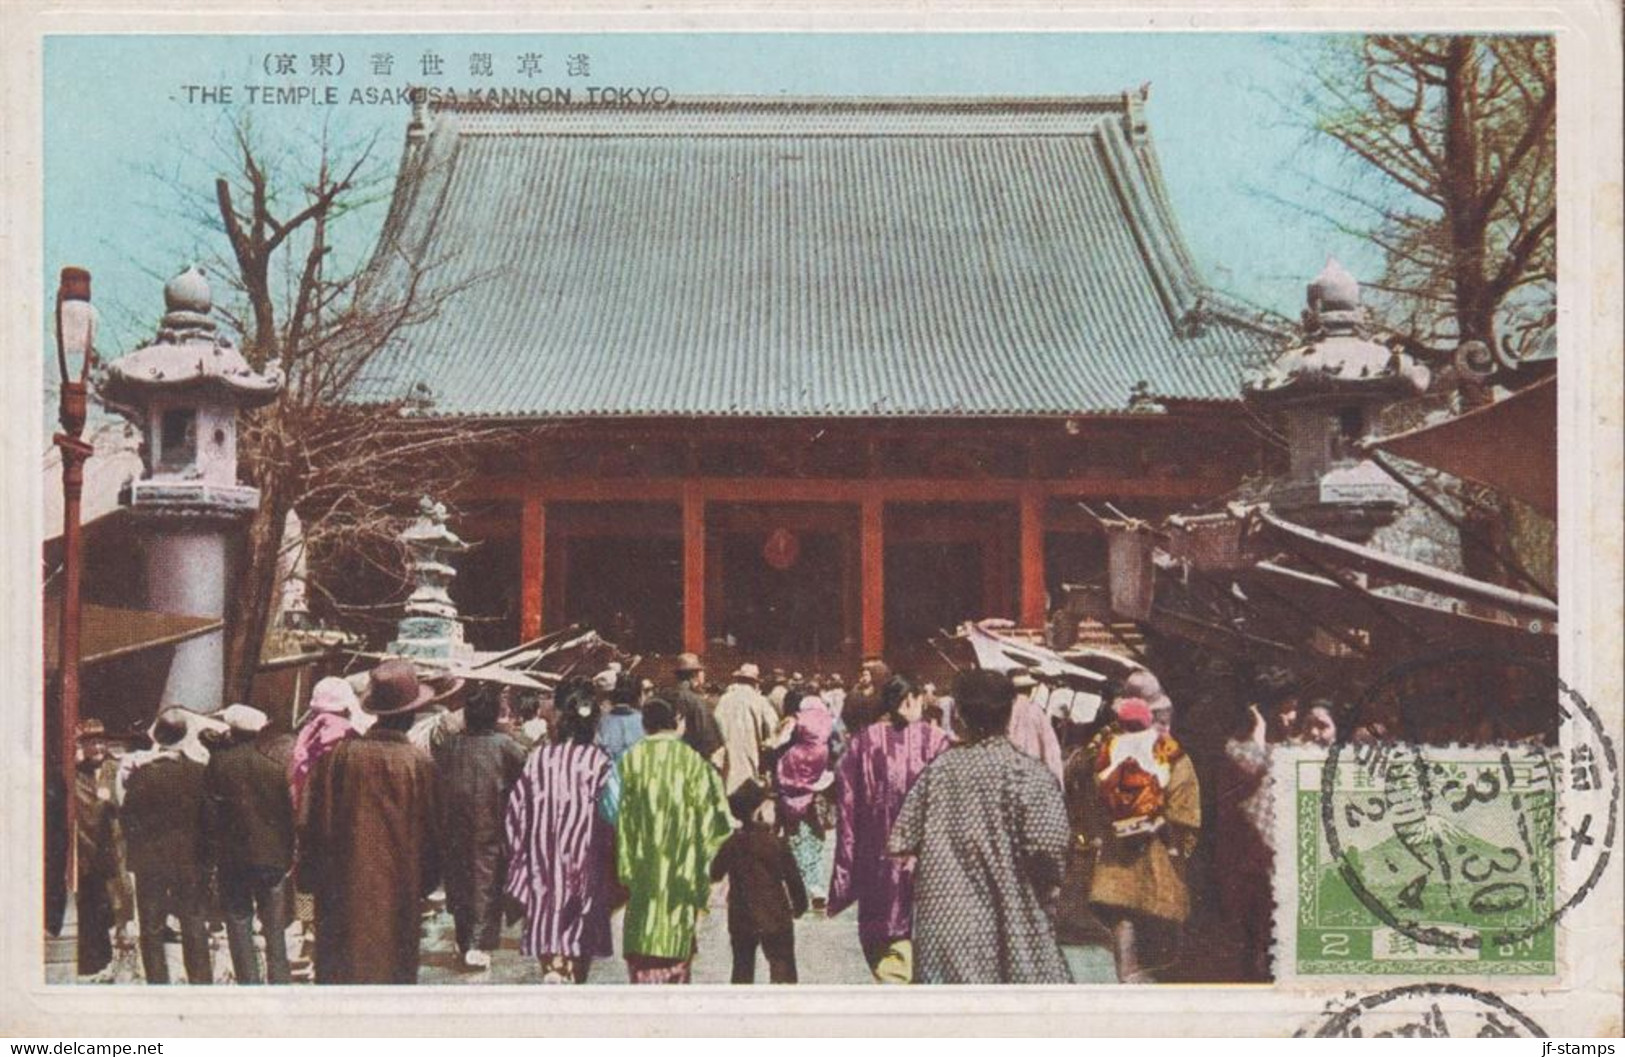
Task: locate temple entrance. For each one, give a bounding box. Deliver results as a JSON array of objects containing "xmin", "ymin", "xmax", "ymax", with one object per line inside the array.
[
  {"xmin": 885, "ymin": 540, "xmax": 985, "ymax": 646},
  {"xmin": 707, "ymin": 502, "xmax": 858, "ymax": 671},
  {"xmin": 716, "ymin": 532, "xmax": 845, "ymax": 656},
  {"xmin": 546, "ymin": 502, "xmax": 682, "ymax": 654},
  {"xmin": 884, "ymin": 502, "xmax": 1017, "ymax": 657}
]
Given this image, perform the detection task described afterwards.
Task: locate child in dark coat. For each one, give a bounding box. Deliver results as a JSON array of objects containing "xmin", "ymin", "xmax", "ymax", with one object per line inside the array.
[{"xmin": 709, "ymin": 780, "xmax": 808, "ymax": 983}]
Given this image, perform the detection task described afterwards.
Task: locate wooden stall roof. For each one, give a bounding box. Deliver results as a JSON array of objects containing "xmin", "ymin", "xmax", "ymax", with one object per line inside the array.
[
  {"xmin": 44, "ymin": 599, "xmax": 221, "ymax": 669},
  {"xmin": 1366, "ymin": 375, "xmax": 1557, "ymax": 516}
]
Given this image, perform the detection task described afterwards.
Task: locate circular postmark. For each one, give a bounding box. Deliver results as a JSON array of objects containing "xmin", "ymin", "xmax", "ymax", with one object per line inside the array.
[
  {"xmin": 1320, "ymin": 649, "xmax": 1618, "ymax": 954},
  {"xmin": 1303, "ymin": 983, "xmax": 1548, "ymax": 1038}
]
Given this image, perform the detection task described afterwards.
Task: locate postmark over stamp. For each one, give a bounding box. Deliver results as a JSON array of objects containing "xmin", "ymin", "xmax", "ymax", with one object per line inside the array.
[{"xmin": 1275, "ymin": 649, "xmax": 1618, "ymax": 981}]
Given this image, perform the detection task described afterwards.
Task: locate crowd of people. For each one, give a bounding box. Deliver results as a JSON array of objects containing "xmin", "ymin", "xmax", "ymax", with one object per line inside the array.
[{"xmin": 66, "ymin": 648, "xmax": 1337, "ymax": 986}]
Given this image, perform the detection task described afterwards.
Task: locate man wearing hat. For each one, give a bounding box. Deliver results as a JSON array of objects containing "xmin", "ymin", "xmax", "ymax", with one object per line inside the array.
[
  {"xmin": 766, "ymin": 668, "xmax": 790, "ymax": 714},
  {"xmin": 119, "ymin": 709, "xmax": 213, "ymax": 985},
  {"xmin": 713, "ymin": 663, "xmax": 778, "ymax": 794},
  {"xmin": 667, "ymin": 652, "xmax": 723, "ymax": 766},
  {"xmin": 297, "ymin": 659, "xmax": 444, "ymax": 984},
  {"xmin": 204, "ymin": 704, "xmax": 296, "ymax": 984},
  {"xmin": 73, "ymin": 719, "xmax": 132, "ymax": 981}
]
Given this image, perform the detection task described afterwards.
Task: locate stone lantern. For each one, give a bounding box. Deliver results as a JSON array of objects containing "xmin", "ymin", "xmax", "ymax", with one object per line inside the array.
[
  {"xmin": 1244, "ymin": 259, "xmax": 1430, "ymax": 540},
  {"xmin": 100, "ymin": 266, "xmax": 282, "ymax": 711},
  {"xmin": 387, "ymin": 496, "xmax": 475, "ymax": 662}
]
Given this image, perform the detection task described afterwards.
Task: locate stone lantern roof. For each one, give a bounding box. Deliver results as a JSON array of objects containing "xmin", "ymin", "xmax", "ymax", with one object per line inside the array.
[
  {"xmin": 1244, "ymin": 258, "xmax": 1429, "ymax": 406},
  {"xmin": 99, "ymin": 266, "xmax": 283, "ymax": 410}
]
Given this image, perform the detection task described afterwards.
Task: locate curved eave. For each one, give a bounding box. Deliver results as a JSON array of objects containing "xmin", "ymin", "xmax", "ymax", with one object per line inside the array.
[{"xmin": 100, "ymin": 374, "xmax": 281, "ymax": 410}]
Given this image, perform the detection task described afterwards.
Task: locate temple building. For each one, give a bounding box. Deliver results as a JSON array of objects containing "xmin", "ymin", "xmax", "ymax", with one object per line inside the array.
[{"xmin": 357, "ymin": 94, "xmax": 1284, "ymax": 673}]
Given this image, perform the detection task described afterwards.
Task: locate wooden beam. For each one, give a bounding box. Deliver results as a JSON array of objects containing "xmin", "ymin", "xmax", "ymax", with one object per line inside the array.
[
  {"xmin": 861, "ymin": 496, "xmax": 885, "ymax": 656},
  {"xmin": 682, "ymin": 483, "xmax": 706, "ymax": 654},
  {"xmin": 463, "ymin": 474, "xmax": 1234, "ymax": 504},
  {"xmin": 1019, "ymin": 486, "xmax": 1047, "ymax": 628},
  {"xmin": 519, "ymin": 495, "xmax": 544, "ymax": 641}
]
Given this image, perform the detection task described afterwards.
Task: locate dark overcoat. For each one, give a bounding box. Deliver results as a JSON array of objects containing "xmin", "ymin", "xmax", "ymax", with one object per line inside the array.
[
  {"xmin": 205, "ymin": 732, "xmax": 296, "ymax": 873},
  {"xmin": 298, "ymin": 728, "xmax": 441, "ymax": 984},
  {"xmin": 121, "ymin": 754, "xmax": 208, "ymax": 878},
  {"xmin": 431, "ymin": 730, "xmax": 526, "ymax": 926},
  {"xmin": 670, "ymin": 681, "xmax": 724, "ymax": 762}
]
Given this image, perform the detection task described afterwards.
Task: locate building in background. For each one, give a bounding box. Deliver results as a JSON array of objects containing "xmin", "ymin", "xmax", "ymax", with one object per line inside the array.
[{"xmin": 354, "ymin": 94, "xmax": 1282, "ymax": 675}]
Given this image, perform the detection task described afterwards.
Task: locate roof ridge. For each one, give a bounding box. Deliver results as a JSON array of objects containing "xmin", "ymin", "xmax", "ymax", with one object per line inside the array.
[{"xmin": 425, "ymin": 93, "xmax": 1137, "ymax": 115}]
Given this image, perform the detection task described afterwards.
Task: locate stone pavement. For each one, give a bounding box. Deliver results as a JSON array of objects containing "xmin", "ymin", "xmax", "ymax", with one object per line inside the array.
[{"xmin": 49, "ymin": 827, "xmax": 1119, "ymax": 985}]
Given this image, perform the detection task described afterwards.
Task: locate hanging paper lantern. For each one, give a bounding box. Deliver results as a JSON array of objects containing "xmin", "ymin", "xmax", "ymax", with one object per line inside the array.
[{"xmin": 762, "ymin": 526, "xmax": 800, "ymax": 570}]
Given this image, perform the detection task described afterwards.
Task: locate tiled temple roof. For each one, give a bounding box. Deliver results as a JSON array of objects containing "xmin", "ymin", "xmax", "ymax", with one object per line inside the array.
[{"xmin": 358, "ymin": 95, "xmax": 1284, "ymax": 418}]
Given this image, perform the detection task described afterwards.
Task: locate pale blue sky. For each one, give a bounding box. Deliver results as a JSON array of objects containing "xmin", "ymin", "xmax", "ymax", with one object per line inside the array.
[{"xmin": 43, "ymin": 32, "xmax": 1386, "ymax": 372}]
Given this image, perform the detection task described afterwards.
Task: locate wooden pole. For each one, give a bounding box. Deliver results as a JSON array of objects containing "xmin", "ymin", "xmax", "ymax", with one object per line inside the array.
[
  {"xmin": 861, "ymin": 495, "xmax": 885, "ymax": 656},
  {"xmin": 55, "ymin": 389, "xmax": 92, "ymax": 894},
  {"xmin": 519, "ymin": 494, "xmax": 545, "ymax": 640},
  {"xmin": 683, "ymin": 483, "xmax": 706, "ymax": 654},
  {"xmin": 1019, "ymin": 487, "xmax": 1047, "ymax": 628}
]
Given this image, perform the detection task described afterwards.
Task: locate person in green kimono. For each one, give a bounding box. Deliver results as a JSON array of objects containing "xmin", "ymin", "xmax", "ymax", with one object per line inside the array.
[{"xmin": 599, "ymin": 696, "xmax": 731, "ymax": 983}]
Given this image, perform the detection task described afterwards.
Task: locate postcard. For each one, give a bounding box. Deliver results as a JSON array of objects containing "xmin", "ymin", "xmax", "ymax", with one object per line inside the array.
[{"xmin": 2, "ymin": 0, "xmax": 1619, "ymax": 1037}]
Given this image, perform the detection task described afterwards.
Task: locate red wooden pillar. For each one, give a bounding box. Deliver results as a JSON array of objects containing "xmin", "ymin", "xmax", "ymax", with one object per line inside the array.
[
  {"xmin": 683, "ymin": 483, "xmax": 706, "ymax": 654},
  {"xmin": 860, "ymin": 494, "xmax": 884, "ymax": 656},
  {"xmin": 1019, "ymin": 486, "xmax": 1047, "ymax": 629},
  {"xmin": 519, "ymin": 494, "xmax": 545, "ymax": 640}
]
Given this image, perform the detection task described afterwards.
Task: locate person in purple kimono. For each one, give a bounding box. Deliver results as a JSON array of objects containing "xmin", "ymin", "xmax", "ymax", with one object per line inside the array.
[
  {"xmin": 828, "ymin": 675, "xmax": 949, "ymax": 983},
  {"xmin": 770, "ymin": 688, "xmax": 835, "ymax": 909}
]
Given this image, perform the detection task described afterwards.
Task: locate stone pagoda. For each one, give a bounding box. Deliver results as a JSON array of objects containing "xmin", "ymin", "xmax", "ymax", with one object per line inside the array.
[
  {"xmin": 387, "ymin": 496, "xmax": 475, "ymax": 661},
  {"xmin": 1244, "ymin": 258, "xmax": 1431, "ymax": 541},
  {"xmin": 99, "ymin": 266, "xmax": 283, "ymax": 711}
]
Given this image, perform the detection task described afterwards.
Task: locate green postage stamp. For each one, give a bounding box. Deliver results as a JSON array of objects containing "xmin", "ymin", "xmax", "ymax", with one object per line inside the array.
[{"xmin": 1275, "ymin": 745, "xmax": 1560, "ymax": 980}]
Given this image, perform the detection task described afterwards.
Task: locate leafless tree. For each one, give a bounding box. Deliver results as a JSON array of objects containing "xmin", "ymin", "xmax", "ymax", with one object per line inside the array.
[
  {"xmin": 196, "ymin": 116, "xmax": 517, "ymax": 703},
  {"xmin": 1309, "ymin": 35, "xmax": 1554, "ymax": 364},
  {"xmin": 1296, "ymin": 36, "xmax": 1558, "ymax": 594}
]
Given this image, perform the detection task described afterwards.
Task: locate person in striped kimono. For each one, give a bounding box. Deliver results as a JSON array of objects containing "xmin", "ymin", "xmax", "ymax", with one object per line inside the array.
[{"xmin": 503, "ymin": 696, "xmax": 615, "ymax": 984}]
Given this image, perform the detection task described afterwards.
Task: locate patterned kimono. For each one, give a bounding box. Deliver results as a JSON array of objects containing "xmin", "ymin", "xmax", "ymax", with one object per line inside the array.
[
  {"xmin": 887, "ymin": 737, "xmax": 1073, "ymax": 984},
  {"xmin": 504, "ymin": 742, "xmax": 616, "ymax": 961},
  {"xmin": 828, "ymin": 718, "xmax": 949, "ymax": 951},
  {"xmin": 601, "ymin": 732, "xmax": 732, "ymax": 965},
  {"xmin": 1074, "ymin": 728, "xmax": 1201, "ymax": 924},
  {"xmin": 776, "ymin": 697, "xmax": 835, "ymax": 899}
]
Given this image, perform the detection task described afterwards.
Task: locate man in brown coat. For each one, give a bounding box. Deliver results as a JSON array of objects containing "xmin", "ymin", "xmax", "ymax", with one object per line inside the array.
[{"xmin": 298, "ymin": 660, "xmax": 443, "ymax": 984}]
